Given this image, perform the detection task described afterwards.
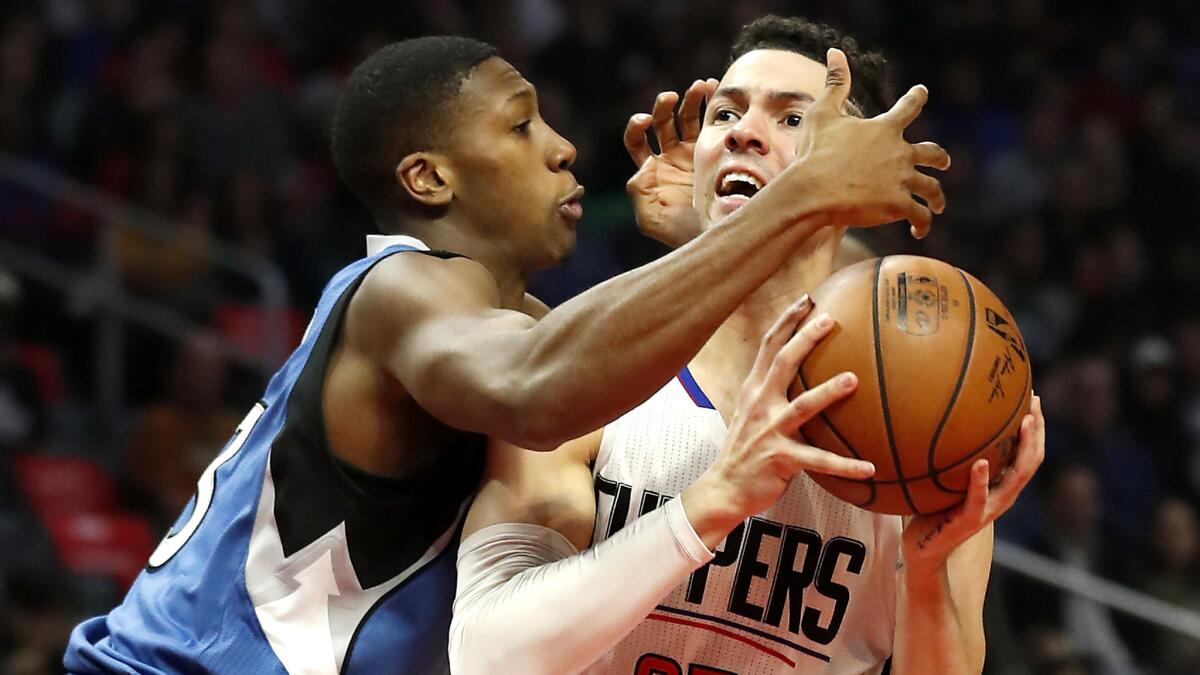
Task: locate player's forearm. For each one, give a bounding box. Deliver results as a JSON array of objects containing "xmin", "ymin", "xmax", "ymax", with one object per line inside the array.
[
  {"xmin": 449, "ymin": 499, "xmax": 713, "ymax": 675},
  {"xmin": 510, "ymin": 172, "xmax": 831, "ymax": 448},
  {"xmin": 892, "ymin": 562, "xmax": 982, "ymax": 675}
]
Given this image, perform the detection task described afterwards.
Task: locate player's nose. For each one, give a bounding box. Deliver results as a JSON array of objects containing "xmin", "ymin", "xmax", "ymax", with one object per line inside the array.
[
  {"xmin": 548, "ymin": 128, "xmax": 576, "ymax": 171},
  {"xmin": 725, "ymin": 114, "xmax": 768, "ymax": 155}
]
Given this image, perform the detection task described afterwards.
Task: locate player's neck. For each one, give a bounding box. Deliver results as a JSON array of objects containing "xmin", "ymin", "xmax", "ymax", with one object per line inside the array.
[
  {"xmin": 408, "ymin": 221, "xmax": 531, "ymax": 310},
  {"xmin": 692, "ymin": 229, "xmax": 842, "ymax": 420}
]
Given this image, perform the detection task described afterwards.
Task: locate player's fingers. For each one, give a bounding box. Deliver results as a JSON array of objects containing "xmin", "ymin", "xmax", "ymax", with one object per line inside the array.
[
  {"xmin": 880, "ymin": 84, "xmax": 929, "ymax": 129},
  {"xmin": 748, "ymin": 295, "xmax": 813, "ymax": 383},
  {"xmin": 1032, "ymin": 394, "xmax": 1046, "ymax": 456},
  {"xmin": 809, "ymin": 48, "xmax": 852, "ymax": 122},
  {"xmin": 1012, "ymin": 407, "xmax": 1046, "ymax": 479},
  {"xmin": 652, "ymin": 91, "xmax": 681, "ymax": 151},
  {"xmin": 623, "ymin": 113, "xmax": 654, "ymax": 167},
  {"xmin": 778, "ymin": 371, "xmax": 857, "ymax": 430},
  {"xmin": 782, "ymin": 442, "xmax": 875, "ymax": 480},
  {"xmin": 913, "ymin": 141, "xmax": 951, "ymax": 171},
  {"xmin": 907, "ymin": 171, "xmax": 946, "ymax": 215},
  {"xmin": 678, "ymin": 80, "xmax": 708, "ymax": 141},
  {"xmin": 964, "ymin": 460, "xmax": 990, "ymax": 521},
  {"xmin": 764, "ymin": 311, "xmax": 836, "ymax": 391},
  {"xmin": 906, "ymin": 199, "xmax": 934, "ymax": 240},
  {"xmin": 986, "ymin": 413, "xmax": 1042, "ymax": 517}
]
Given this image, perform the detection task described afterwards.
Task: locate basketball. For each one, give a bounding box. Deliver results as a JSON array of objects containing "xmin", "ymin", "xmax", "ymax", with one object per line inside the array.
[{"xmin": 791, "ymin": 255, "xmax": 1032, "ymax": 516}]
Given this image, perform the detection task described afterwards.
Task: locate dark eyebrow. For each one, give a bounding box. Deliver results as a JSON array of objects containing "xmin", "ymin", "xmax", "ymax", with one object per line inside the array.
[{"xmin": 712, "ymin": 86, "xmax": 815, "ymax": 106}]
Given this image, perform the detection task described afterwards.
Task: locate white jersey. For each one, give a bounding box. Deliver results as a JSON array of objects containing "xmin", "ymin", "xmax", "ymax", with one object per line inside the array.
[{"xmin": 588, "ymin": 368, "xmax": 902, "ymax": 675}]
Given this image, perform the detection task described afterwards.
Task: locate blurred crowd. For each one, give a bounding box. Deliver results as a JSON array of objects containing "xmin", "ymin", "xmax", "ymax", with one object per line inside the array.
[{"xmin": 1, "ymin": 0, "xmax": 1199, "ymax": 673}]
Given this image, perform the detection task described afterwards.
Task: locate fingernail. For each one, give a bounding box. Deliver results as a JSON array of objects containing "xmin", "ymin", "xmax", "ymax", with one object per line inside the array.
[
  {"xmin": 858, "ymin": 462, "xmax": 875, "ymax": 475},
  {"xmin": 794, "ymin": 294, "xmax": 812, "ymax": 310},
  {"xmin": 839, "ymin": 372, "xmax": 856, "ymax": 388},
  {"xmin": 816, "ymin": 313, "xmax": 833, "ymax": 328}
]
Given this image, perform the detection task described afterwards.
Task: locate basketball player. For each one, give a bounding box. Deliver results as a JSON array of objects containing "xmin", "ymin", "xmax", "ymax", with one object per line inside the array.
[
  {"xmin": 450, "ymin": 17, "xmax": 1045, "ymax": 674},
  {"xmin": 64, "ymin": 33, "xmax": 949, "ymax": 675}
]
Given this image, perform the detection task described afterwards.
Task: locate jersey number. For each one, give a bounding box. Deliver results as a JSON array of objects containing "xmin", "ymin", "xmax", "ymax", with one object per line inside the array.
[
  {"xmin": 147, "ymin": 402, "xmax": 267, "ymax": 568},
  {"xmin": 634, "ymin": 654, "xmax": 733, "ymax": 675}
]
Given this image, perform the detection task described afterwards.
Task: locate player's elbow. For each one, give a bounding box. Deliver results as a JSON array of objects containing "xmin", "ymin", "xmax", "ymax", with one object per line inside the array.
[
  {"xmin": 498, "ymin": 393, "xmax": 571, "ymax": 451},
  {"xmin": 470, "ymin": 365, "xmax": 568, "ymax": 449},
  {"xmin": 490, "ymin": 369, "xmax": 582, "ymax": 451}
]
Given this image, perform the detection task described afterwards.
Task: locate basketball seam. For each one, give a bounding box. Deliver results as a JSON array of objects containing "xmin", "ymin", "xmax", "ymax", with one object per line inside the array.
[
  {"xmin": 872, "ymin": 257, "xmax": 921, "ymax": 515},
  {"xmin": 924, "ymin": 367, "xmax": 1033, "ymax": 493},
  {"xmin": 927, "ymin": 269, "xmax": 976, "ymax": 492},
  {"xmin": 824, "ymin": 373, "xmax": 1029, "ymax": 487},
  {"xmin": 796, "ymin": 368, "xmax": 878, "ymax": 508}
]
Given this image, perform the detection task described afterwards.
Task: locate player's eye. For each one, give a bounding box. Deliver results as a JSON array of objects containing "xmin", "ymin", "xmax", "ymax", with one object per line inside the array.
[
  {"xmin": 712, "ymin": 108, "xmax": 739, "ymax": 123},
  {"xmin": 513, "ymin": 119, "xmax": 532, "ymax": 135},
  {"xmin": 783, "ymin": 112, "xmax": 804, "ymax": 128}
]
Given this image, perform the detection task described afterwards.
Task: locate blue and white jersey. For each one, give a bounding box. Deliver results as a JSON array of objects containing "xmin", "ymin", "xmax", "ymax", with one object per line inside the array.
[{"xmin": 65, "ymin": 235, "xmax": 486, "ymax": 675}]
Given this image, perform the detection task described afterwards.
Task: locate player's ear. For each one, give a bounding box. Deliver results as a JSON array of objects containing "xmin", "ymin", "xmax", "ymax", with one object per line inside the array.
[{"xmin": 395, "ymin": 152, "xmax": 454, "ymax": 207}]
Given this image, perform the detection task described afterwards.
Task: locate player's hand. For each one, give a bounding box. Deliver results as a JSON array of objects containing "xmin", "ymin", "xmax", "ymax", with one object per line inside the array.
[
  {"xmin": 625, "ymin": 78, "xmax": 718, "ymax": 248},
  {"xmin": 682, "ymin": 296, "xmax": 875, "ymax": 548},
  {"xmin": 788, "ymin": 48, "xmax": 951, "ymax": 239},
  {"xmin": 901, "ymin": 395, "xmax": 1046, "ymax": 569}
]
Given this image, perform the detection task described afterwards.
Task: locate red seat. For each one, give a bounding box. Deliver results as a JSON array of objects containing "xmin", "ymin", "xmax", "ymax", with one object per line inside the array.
[
  {"xmin": 43, "ymin": 511, "xmax": 157, "ymax": 589},
  {"xmin": 12, "ymin": 453, "xmax": 118, "ymax": 519},
  {"xmin": 213, "ymin": 303, "xmax": 306, "ymax": 366}
]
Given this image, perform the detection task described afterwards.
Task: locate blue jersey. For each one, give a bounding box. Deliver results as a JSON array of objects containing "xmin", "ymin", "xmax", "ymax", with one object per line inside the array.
[{"xmin": 65, "ymin": 238, "xmax": 486, "ymax": 674}]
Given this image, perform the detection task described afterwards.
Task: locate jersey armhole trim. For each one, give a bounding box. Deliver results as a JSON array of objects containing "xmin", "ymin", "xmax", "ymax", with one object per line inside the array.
[{"xmin": 677, "ymin": 366, "xmax": 716, "ymax": 410}]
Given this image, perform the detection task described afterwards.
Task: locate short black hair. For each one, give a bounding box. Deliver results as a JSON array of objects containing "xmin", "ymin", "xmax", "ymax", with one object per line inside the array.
[
  {"xmin": 331, "ymin": 36, "xmax": 498, "ymax": 226},
  {"xmin": 729, "ymin": 15, "xmax": 894, "ymax": 118}
]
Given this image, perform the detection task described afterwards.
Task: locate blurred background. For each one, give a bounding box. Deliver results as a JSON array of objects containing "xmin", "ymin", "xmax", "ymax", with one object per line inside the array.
[{"xmin": 1, "ymin": 0, "xmax": 1198, "ymax": 673}]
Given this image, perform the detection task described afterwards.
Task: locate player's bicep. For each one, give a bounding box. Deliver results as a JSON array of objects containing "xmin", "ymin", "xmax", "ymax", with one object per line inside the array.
[
  {"xmin": 394, "ymin": 308, "xmax": 538, "ymax": 422},
  {"xmin": 463, "ymin": 430, "xmax": 601, "ymax": 551},
  {"xmin": 348, "ymin": 254, "xmax": 539, "ymax": 433}
]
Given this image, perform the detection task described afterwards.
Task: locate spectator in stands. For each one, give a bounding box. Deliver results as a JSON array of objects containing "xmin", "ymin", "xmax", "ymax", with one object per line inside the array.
[
  {"xmin": 0, "ymin": 566, "xmax": 76, "ymax": 675},
  {"xmin": 1139, "ymin": 497, "xmax": 1200, "ymax": 674},
  {"xmin": 1024, "ymin": 627, "xmax": 1099, "ymax": 675},
  {"xmin": 123, "ymin": 329, "xmax": 238, "ymax": 529},
  {"xmin": 1010, "ymin": 462, "xmax": 1142, "ymax": 674},
  {"xmin": 1060, "ymin": 355, "xmax": 1163, "ymax": 548},
  {"xmin": 1126, "ymin": 336, "xmax": 1191, "ymax": 496},
  {"xmin": 0, "ymin": 271, "xmax": 45, "ymax": 455}
]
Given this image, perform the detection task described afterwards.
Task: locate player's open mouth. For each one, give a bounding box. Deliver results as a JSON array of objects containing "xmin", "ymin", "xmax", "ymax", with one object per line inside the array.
[
  {"xmin": 559, "ymin": 186, "xmax": 585, "ymax": 221},
  {"xmin": 714, "ymin": 166, "xmax": 767, "ymax": 212},
  {"xmin": 716, "ymin": 170, "xmax": 764, "ymax": 197}
]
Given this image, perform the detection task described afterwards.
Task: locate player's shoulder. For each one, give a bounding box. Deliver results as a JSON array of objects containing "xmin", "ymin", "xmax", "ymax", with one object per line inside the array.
[{"xmin": 355, "ymin": 250, "xmax": 501, "ymax": 318}]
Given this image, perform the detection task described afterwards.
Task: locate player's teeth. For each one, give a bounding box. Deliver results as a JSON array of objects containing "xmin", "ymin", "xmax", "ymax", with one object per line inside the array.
[{"xmin": 721, "ymin": 172, "xmax": 763, "ymax": 192}]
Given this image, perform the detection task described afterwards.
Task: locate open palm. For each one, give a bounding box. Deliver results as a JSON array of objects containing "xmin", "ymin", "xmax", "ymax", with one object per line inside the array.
[{"xmin": 624, "ymin": 79, "xmax": 718, "ymax": 248}]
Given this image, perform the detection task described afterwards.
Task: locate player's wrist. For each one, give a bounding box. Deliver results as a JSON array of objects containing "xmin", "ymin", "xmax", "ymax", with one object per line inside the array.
[
  {"xmin": 898, "ymin": 541, "xmax": 951, "ymax": 582},
  {"xmin": 774, "ymin": 156, "xmax": 838, "ymax": 228},
  {"xmin": 680, "ymin": 474, "xmax": 746, "ymax": 550}
]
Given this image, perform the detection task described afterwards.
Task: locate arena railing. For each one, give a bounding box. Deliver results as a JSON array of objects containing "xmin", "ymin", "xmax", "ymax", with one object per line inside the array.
[
  {"xmin": 0, "ymin": 151, "xmax": 290, "ymax": 436},
  {"xmin": 993, "ymin": 538, "xmax": 1200, "ymax": 640}
]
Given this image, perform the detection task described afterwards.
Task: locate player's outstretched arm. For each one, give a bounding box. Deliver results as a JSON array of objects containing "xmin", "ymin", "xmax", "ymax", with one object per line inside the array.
[
  {"xmin": 449, "ymin": 299, "xmax": 877, "ymax": 674},
  {"xmin": 891, "ymin": 397, "xmax": 1045, "ymax": 675},
  {"xmin": 355, "ymin": 50, "xmax": 950, "ymax": 451}
]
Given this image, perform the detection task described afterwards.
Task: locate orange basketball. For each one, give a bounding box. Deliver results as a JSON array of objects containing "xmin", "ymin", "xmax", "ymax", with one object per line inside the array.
[{"xmin": 791, "ymin": 255, "xmax": 1032, "ymax": 515}]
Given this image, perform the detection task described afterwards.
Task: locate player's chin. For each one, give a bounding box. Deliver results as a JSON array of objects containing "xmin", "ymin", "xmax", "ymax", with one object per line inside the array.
[{"xmin": 531, "ymin": 225, "xmax": 576, "ymax": 269}]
